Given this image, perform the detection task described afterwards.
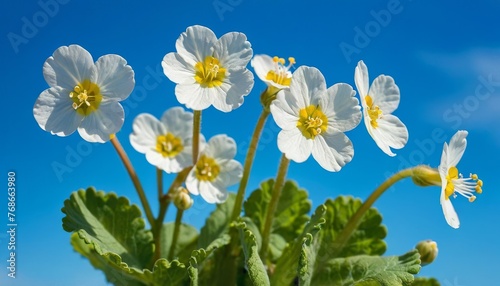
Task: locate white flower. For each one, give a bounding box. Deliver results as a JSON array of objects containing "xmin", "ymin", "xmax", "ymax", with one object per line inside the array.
[
  {"xmin": 270, "ymin": 66, "xmax": 361, "ymax": 172},
  {"xmin": 162, "ymin": 25, "xmax": 254, "ymax": 112},
  {"xmin": 186, "ymin": 134, "xmax": 243, "ymax": 203},
  {"xmin": 251, "ymin": 55, "xmax": 295, "ymax": 89},
  {"xmin": 354, "ymin": 60, "xmax": 408, "ymax": 156},
  {"xmin": 130, "ymin": 107, "xmax": 199, "ymax": 173},
  {"xmin": 33, "ymin": 45, "xmax": 134, "ymax": 143},
  {"xmin": 438, "ymin": 130, "xmax": 483, "ymax": 229}
]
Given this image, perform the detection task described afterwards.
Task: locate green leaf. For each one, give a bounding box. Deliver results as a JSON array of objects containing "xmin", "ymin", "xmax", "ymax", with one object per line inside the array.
[
  {"xmin": 272, "ymin": 204, "xmax": 327, "ymax": 286},
  {"xmin": 311, "ymin": 250, "xmax": 421, "ymax": 286},
  {"xmin": 62, "ymin": 187, "xmax": 154, "ymax": 269},
  {"xmin": 160, "ymin": 222, "xmax": 198, "ymax": 262},
  {"xmin": 244, "ymin": 179, "xmax": 311, "ymax": 260},
  {"xmin": 198, "ymin": 193, "xmax": 236, "ymax": 249},
  {"xmin": 188, "ymin": 234, "xmax": 231, "ymax": 286},
  {"xmin": 411, "ymin": 277, "xmax": 441, "ymax": 286},
  {"xmin": 324, "ymin": 196, "xmax": 387, "ymax": 258},
  {"xmin": 236, "ymin": 221, "xmax": 270, "ymax": 286}
]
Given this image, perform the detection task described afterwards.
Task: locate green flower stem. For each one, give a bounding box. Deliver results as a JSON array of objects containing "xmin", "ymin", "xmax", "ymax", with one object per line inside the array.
[
  {"xmin": 260, "ymin": 154, "xmax": 290, "ymax": 260},
  {"xmin": 331, "ymin": 167, "xmax": 415, "ymax": 257},
  {"xmin": 110, "ymin": 135, "xmax": 155, "ymax": 227},
  {"xmin": 157, "ymin": 167, "xmax": 163, "ymax": 199},
  {"xmin": 231, "ymin": 110, "xmax": 270, "ymax": 221},
  {"xmin": 168, "ymin": 208, "xmax": 184, "ymax": 260},
  {"xmin": 192, "ymin": 110, "xmax": 202, "ymax": 165}
]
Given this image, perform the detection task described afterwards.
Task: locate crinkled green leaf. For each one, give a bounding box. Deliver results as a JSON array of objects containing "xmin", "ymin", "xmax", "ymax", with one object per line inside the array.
[
  {"xmin": 161, "ymin": 222, "xmax": 198, "ymax": 262},
  {"xmin": 236, "ymin": 221, "xmax": 270, "ymax": 286},
  {"xmin": 62, "ymin": 187, "xmax": 154, "ymax": 269},
  {"xmin": 324, "ymin": 196, "xmax": 387, "ymax": 258},
  {"xmin": 188, "ymin": 234, "xmax": 231, "ymax": 286},
  {"xmin": 311, "ymin": 249, "xmax": 421, "ymax": 286},
  {"xmin": 411, "ymin": 277, "xmax": 440, "ymax": 286},
  {"xmin": 198, "ymin": 193, "xmax": 236, "ymax": 249},
  {"xmin": 244, "ymin": 179, "xmax": 311, "ymax": 260},
  {"xmin": 272, "ymin": 204, "xmax": 327, "ymax": 286}
]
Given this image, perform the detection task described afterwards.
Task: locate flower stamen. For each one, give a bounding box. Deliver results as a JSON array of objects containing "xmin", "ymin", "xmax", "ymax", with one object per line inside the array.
[
  {"xmin": 156, "ymin": 132, "xmax": 184, "ymax": 158},
  {"xmin": 265, "ymin": 55, "xmax": 295, "ymax": 86},
  {"xmin": 194, "ymin": 56, "xmax": 226, "ymax": 88},
  {"xmin": 195, "ymin": 155, "xmax": 220, "ymax": 181},
  {"xmin": 365, "ymin": 95, "xmax": 383, "ymax": 128},
  {"xmin": 69, "ymin": 79, "xmax": 102, "ymax": 116},
  {"xmin": 297, "ymin": 105, "xmax": 328, "ymax": 139},
  {"xmin": 445, "ymin": 166, "xmax": 483, "ymax": 202}
]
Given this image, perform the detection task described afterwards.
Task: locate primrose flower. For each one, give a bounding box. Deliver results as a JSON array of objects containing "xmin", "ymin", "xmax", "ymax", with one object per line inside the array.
[
  {"xmin": 186, "ymin": 134, "xmax": 243, "ymax": 204},
  {"xmin": 438, "ymin": 130, "xmax": 483, "ymax": 229},
  {"xmin": 251, "ymin": 55, "xmax": 295, "ymax": 90},
  {"xmin": 33, "ymin": 45, "xmax": 135, "ymax": 143},
  {"xmin": 270, "ymin": 66, "xmax": 361, "ymax": 172},
  {"xmin": 162, "ymin": 25, "xmax": 254, "ymax": 112},
  {"xmin": 129, "ymin": 107, "xmax": 199, "ymax": 173},
  {"xmin": 354, "ymin": 60, "xmax": 408, "ymax": 156}
]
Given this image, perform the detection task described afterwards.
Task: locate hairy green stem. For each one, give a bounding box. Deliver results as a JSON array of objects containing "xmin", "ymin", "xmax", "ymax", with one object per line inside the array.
[
  {"xmin": 192, "ymin": 110, "xmax": 202, "ymax": 165},
  {"xmin": 110, "ymin": 135, "xmax": 155, "ymax": 227},
  {"xmin": 260, "ymin": 154, "xmax": 290, "ymax": 260},
  {"xmin": 231, "ymin": 110, "xmax": 270, "ymax": 221},
  {"xmin": 331, "ymin": 167, "xmax": 415, "ymax": 257},
  {"xmin": 168, "ymin": 208, "xmax": 184, "ymax": 260}
]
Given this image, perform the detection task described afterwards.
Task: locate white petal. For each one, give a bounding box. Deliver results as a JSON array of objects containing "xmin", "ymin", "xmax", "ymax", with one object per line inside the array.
[
  {"xmin": 251, "ymin": 54, "xmax": 275, "ymax": 83},
  {"xmin": 289, "ymin": 66, "xmax": 326, "ymax": 109},
  {"xmin": 199, "ymin": 181, "xmax": 228, "ymax": 204},
  {"xmin": 216, "ymin": 159, "xmax": 243, "ymax": 187},
  {"xmin": 145, "ymin": 151, "xmax": 184, "ymax": 174},
  {"xmin": 186, "ymin": 169, "xmax": 200, "ymax": 195},
  {"xmin": 443, "ymin": 130, "xmax": 468, "ymax": 168},
  {"xmin": 161, "ymin": 107, "xmax": 193, "ymax": 140},
  {"xmin": 175, "ymin": 83, "xmax": 213, "ymax": 111},
  {"xmin": 323, "ymin": 83, "xmax": 361, "ymax": 132},
  {"xmin": 130, "ymin": 113, "xmax": 164, "ymax": 154},
  {"xmin": 354, "ymin": 60, "xmax": 369, "ymax": 100},
  {"xmin": 176, "ymin": 25, "xmax": 217, "ymax": 64},
  {"xmin": 277, "ymin": 128, "xmax": 312, "ymax": 163},
  {"xmin": 212, "ymin": 68, "xmax": 254, "ymax": 112},
  {"xmin": 369, "ymin": 75, "xmax": 400, "ymax": 114},
  {"xmin": 77, "ymin": 101, "xmax": 124, "ymax": 143},
  {"xmin": 215, "ymin": 32, "xmax": 252, "ymax": 69},
  {"xmin": 270, "ymin": 90, "xmax": 300, "ymax": 130},
  {"xmin": 95, "ymin": 54, "xmax": 135, "ymax": 101},
  {"xmin": 312, "ymin": 133, "xmax": 354, "ymax": 172},
  {"xmin": 369, "ymin": 114, "xmax": 408, "ymax": 156},
  {"xmin": 43, "ymin": 45, "xmax": 96, "ymax": 89},
  {"xmin": 440, "ymin": 191, "xmax": 460, "ymax": 229},
  {"xmin": 162, "ymin": 52, "xmax": 196, "ymax": 84},
  {"xmin": 203, "ymin": 134, "xmax": 237, "ymax": 160},
  {"xmin": 33, "ymin": 87, "xmax": 83, "ymax": 136}
]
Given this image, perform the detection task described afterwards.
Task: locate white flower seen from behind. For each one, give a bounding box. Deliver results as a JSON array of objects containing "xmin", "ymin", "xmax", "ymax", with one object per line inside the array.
[
  {"xmin": 438, "ymin": 130, "xmax": 483, "ymax": 229},
  {"xmin": 33, "ymin": 45, "xmax": 135, "ymax": 143},
  {"xmin": 270, "ymin": 66, "xmax": 361, "ymax": 172},
  {"xmin": 130, "ymin": 107, "xmax": 198, "ymax": 174},
  {"xmin": 162, "ymin": 25, "xmax": 254, "ymax": 112},
  {"xmin": 186, "ymin": 134, "xmax": 243, "ymax": 204},
  {"xmin": 354, "ymin": 60, "xmax": 408, "ymax": 156}
]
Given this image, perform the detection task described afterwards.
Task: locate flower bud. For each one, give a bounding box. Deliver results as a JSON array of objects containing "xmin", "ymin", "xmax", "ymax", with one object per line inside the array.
[
  {"xmin": 415, "ymin": 240, "xmax": 438, "ymax": 266},
  {"xmin": 411, "ymin": 165, "xmax": 441, "ymax": 187},
  {"xmin": 173, "ymin": 187, "xmax": 193, "ymax": 210}
]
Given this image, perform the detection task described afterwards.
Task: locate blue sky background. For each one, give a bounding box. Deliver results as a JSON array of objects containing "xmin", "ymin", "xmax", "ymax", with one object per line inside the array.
[{"xmin": 2, "ymin": 0, "xmax": 500, "ymax": 285}]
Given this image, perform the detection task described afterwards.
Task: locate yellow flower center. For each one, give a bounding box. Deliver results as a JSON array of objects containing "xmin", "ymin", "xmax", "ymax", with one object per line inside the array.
[
  {"xmin": 69, "ymin": 79, "xmax": 102, "ymax": 116},
  {"xmin": 194, "ymin": 56, "xmax": 226, "ymax": 88},
  {"xmin": 194, "ymin": 155, "xmax": 220, "ymax": 181},
  {"xmin": 265, "ymin": 56, "xmax": 295, "ymax": 86},
  {"xmin": 445, "ymin": 167, "xmax": 483, "ymax": 202},
  {"xmin": 297, "ymin": 105, "xmax": 328, "ymax": 139},
  {"xmin": 156, "ymin": 132, "xmax": 184, "ymax": 158},
  {"xmin": 365, "ymin": 95, "xmax": 382, "ymax": 128},
  {"xmin": 444, "ymin": 166, "xmax": 459, "ymax": 200}
]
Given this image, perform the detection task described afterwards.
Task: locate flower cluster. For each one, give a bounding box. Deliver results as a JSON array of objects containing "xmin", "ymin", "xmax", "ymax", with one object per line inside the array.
[{"xmin": 33, "ymin": 25, "xmax": 483, "ymax": 230}]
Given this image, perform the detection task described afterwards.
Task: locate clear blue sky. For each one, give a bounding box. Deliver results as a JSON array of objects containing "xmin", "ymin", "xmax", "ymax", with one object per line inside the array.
[{"xmin": 2, "ymin": 0, "xmax": 500, "ymax": 285}]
